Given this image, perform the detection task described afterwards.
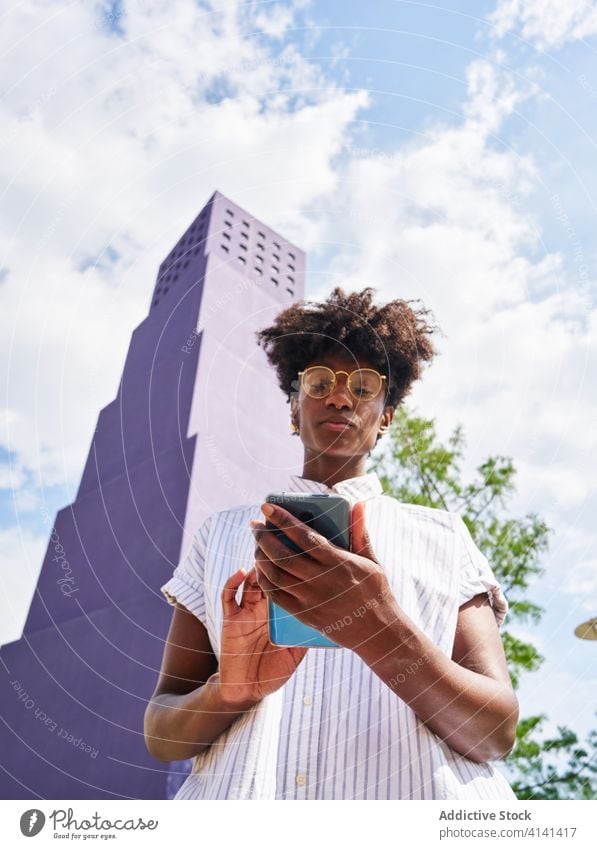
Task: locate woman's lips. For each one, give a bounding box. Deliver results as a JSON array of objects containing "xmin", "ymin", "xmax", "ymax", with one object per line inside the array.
[{"xmin": 320, "ymin": 421, "xmax": 354, "ymax": 431}]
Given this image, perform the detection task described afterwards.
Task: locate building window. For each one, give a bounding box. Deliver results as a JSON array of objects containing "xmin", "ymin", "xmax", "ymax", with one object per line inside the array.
[
  {"xmin": 223, "ymin": 231, "xmax": 231, "ymax": 240},
  {"xmin": 221, "ymin": 244, "xmax": 229, "ymax": 252},
  {"xmin": 272, "ymin": 265, "xmax": 279, "ymax": 273},
  {"xmin": 258, "ymin": 230, "xmax": 265, "ymax": 239},
  {"xmin": 273, "ymin": 241, "xmax": 280, "ymax": 249},
  {"xmin": 240, "ymin": 231, "xmax": 249, "ymax": 240},
  {"xmin": 224, "ymin": 220, "xmax": 232, "ymax": 228},
  {"xmin": 225, "ymin": 208, "xmax": 234, "ymax": 216},
  {"xmin": 272, "ymin": 252, "xmax": 280, "ymax": 261},
  {"xmin": 238, "ymin": 255, "xmax": 246, "ymax": 263},
  {"xmin": 286, "ymin": 275, "xmax": 294, "ymax": 284},
  {"xmin": 254, "ymin": 266, "xmax": 263, "ymax": 274},
  {"xmin": 183, "ymin": 259, "xmax": 190, "ymax": 268},
  {"xmin": 164, "ymin": 286, "xmax": 169, "ymax": 293},
  {"xmin": 288, "ymin": 251, "xmax": 295, "ymax": 260},
  {"xmin": 286, "ymin": 288, "xmax": 294, "ymax": 296},
  {"xmin": 287, "ymin": 263, "xmax": 295, "ymax": 272},
  {"xmin": 242, "ymin": 220, "xmax": 250, "ymax": 228},
  {"xmin": 270, "ymin": 277, "xmax": 278, "ymax": 285},
  {"xmin": 153, "ymin": 299, "xmax": 159, "ymax": 307},
  {"xmin": 255, "ymin": 255, "xmax": 263, "ymax": 263},
  {"xmin": 256, "ymin": 242, "xmax": 264, "ymax": 250}
]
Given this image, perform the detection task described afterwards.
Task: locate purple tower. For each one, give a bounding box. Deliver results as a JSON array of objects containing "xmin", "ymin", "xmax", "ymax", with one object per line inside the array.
[{"xmin": 0, "ymin": 191, "xmax": 305, "ymax": 799}]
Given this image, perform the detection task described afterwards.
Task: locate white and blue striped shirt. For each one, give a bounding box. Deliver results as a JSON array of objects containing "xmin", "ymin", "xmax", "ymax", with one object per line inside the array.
[{"xmin": 161, "ymin": 471, "xmax": 515, "ymax": 800}]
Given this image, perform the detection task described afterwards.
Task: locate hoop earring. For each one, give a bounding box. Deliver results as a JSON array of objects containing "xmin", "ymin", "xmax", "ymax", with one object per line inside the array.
[
  {"xmin": 378, "ymin": 425, "xmax": 389, "ymax": 434},
  {"xmin": 291, "ymin": 421, "xmax": 299, "ymax": 434}
]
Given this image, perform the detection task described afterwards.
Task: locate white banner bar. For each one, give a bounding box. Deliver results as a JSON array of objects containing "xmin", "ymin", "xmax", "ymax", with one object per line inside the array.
[{"xmin": 1, "ymin": 799, "xmax": 595, "ymax": 848}]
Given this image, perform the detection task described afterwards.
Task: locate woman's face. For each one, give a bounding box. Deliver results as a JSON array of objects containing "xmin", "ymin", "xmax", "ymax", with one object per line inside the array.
[{"xmin": 290, "ymin": 350, "xmax": 394, "ymax": 462}]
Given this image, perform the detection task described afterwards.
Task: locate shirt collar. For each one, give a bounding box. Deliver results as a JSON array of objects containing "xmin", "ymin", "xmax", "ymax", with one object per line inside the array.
[{"xmin": 287, "ymin": 471, "xmax": 383, "ymax": 505}]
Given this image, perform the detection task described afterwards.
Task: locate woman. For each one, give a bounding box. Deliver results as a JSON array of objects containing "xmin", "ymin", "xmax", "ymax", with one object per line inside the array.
[{"xmin": 144, "ymin": 286, "xmax": 518, "ymax": 799}]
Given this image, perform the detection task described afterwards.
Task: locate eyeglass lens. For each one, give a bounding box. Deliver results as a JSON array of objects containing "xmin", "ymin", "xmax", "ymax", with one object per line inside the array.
[{"xmin": 302, "ymin": 367, "xmax": 381, "ymax": 399}]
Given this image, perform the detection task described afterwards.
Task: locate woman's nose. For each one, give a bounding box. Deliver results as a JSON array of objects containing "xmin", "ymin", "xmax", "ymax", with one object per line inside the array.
[{"xmin": 326, "ymin": 375, "xmax": 353, "ymax": 407}]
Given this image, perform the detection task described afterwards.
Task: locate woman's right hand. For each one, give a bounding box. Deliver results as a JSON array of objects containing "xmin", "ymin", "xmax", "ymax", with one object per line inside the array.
[{"xmin": 214, "ymin": 566, "xmax": 308, "ymax": 709}]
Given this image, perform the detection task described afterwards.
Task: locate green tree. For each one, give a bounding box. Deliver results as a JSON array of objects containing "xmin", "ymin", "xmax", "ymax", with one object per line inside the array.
[{"xmin": 370, "ymin": 406, "xmax": 596, "ymax": 799}]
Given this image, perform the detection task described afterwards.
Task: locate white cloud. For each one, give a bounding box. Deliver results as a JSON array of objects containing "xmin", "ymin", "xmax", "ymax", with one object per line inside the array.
[
  {"xmin": 0, "ymin": 524, "xmax": 46, "ymax": 646},
  {"xmin": 0, "ymin": 458, "xmax": 27, "ymax": 490},
  {"xmin": 515, "ymin": 663, "xmax": 597, "ymax": 741},
  {"xmin": 489, "ymin": 0, "xmax": 597, "ymax": 50},
  {"xmin": 559, "ymin": 558, "xmax": 597, "ymax": 609},
  {"xmin": 254, "ymin": 4, "xmax": 295, "ymax": 38}
]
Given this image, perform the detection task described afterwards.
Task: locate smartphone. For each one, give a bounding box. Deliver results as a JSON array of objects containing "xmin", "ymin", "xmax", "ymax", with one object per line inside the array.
[{"xmin": 263, "ymin": 492, "xmax": 351, "ymax": 648}]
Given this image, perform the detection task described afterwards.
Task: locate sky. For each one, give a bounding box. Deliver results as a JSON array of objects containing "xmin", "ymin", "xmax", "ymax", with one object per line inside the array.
[{"xmin": 1, "ymin": 0, "xmax": 596, "ymax": 759}]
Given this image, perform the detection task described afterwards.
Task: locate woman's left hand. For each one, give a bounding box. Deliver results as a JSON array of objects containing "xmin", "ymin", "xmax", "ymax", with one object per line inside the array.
[{"xmin": 250, "ymin": 501, "xmax": 401, "ymax": 651}]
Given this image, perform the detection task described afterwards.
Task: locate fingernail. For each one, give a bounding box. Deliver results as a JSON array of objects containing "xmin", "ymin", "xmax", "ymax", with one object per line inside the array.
[{"xmin": 262, "ymin": 504, "xmax": 274, "ymax": 516}]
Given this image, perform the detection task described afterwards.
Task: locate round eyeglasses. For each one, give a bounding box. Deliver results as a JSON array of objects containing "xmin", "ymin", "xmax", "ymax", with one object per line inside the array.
[{"xmin": 298, "ymin": 366, "xmax": 387, "ymax": 401}]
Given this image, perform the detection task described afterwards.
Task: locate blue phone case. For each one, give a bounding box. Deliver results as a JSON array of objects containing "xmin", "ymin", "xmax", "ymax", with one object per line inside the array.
[{"xmin": 264, "ymin": 493, "xmax": 351, "ymax": 648}]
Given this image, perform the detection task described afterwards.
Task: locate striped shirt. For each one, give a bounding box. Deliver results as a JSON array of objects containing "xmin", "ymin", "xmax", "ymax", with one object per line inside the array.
[{"xmin": 160, "ymin": 471, "xmax": 516, "ymax": 800}]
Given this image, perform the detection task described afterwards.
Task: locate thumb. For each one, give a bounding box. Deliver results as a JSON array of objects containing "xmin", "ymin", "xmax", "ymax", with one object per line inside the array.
[
  {"xmin": 350, "ymin": 502, "xmax": 379, "ymax": 562},
  {"xmin": 221, "ymin": 567, "xmax": 247, "ymax": 614}
]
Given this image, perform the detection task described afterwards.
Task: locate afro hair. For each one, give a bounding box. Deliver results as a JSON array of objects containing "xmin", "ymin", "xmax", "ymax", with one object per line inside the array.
[{"xmin": 255, "ymin": 286, "xmax": 438, "ymax": 414}]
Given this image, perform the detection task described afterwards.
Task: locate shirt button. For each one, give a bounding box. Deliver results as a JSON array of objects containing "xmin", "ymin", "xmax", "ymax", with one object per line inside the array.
[
  {"xmin": 303, "ymin": 695, "xmax": 312, "ymax": 706},
  {"xmin": 296, "ymin": 774, "xmax": 307, "ymax": 786}
]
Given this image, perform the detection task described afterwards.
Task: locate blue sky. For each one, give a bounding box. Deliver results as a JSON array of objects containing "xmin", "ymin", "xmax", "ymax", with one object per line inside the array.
[{"xmin": 1, "ymin": 0, "xmax": 596, "ymax": 760}]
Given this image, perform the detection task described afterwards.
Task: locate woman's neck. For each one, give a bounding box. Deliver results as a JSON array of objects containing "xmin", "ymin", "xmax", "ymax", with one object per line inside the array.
[{"xmin": 301, "ymin": 454, "xmax": 367, "ymax": 488}]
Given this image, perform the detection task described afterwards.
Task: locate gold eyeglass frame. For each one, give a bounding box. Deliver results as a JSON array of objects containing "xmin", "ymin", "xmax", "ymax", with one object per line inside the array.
[{"xmin": 298, "ymin": 366, "xmax": 387, "ymax": 401}]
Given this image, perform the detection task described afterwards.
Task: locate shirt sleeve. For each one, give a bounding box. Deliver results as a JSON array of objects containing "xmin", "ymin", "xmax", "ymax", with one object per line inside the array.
[
  {"xmin": 455, "ymin": 514, "xmax": 509, "ymax": 628},
  {"xmin": 160, "ymin": 514, "xmax": 213, "ymax": 627}
]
